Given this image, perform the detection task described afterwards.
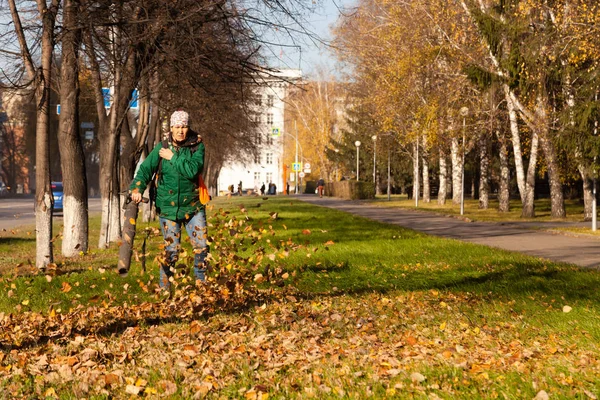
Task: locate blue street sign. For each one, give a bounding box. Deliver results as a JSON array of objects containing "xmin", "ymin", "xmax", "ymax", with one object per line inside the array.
[
  {"xmin": 292, "ymin": 162, "xmax": 301, "ymax": 172},
  {"xmin": 102, "ymin": 87, "xmax": 139, "ymax": 109},
  {"xmin": 130, "ymin": 88, "xmax": 139, "ymax": 109},
  {"xmin": 102, "ymin": 87, "xmax": 111, "ymax": 109}
]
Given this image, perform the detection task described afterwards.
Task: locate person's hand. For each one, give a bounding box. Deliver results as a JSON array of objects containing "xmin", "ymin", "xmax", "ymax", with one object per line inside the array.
[
  {"xmin": 159, "ymin": 148, "xmax": 174, "ymax": 160},
  {"xmin": 131, "ymin": 191, "xmax": 143, "ymax": 204}
]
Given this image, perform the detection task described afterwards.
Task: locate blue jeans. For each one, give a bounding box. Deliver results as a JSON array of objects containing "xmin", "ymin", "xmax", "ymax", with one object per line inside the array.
[{"xmin": 159, "ymin": 210, "xmax": 208, "ymax": 288}]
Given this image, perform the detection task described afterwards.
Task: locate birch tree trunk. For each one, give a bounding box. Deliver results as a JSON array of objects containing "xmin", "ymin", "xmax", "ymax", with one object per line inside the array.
[
  {"xmin": 8, "ymin": 0, "xmax": 59, "ymax": 268},
  {"xmin": 478, "ymin": 131, "xmax": 489, "ymax": 209},
  {"xmin": 504, "ymin": 85, "xmax": 539, "ymax": 216},
  {"xmin": 496, "ymin": 130, "xmax": 510, "ymax": 213},
  {"xmin": 421, "ymin": 135, "xmax": 430, "ymax": 203},
  {"xmin": 504, "ymin": 85, "xmax": 526, "ymax": 203},
  {"xmin": 413, "ymin": 139, "xmax": 419, "ymax": 202},
  {"xmin": 58, "ymin": 0, "xmax": 89, "ymax": 257},
  {"xmin": 438, "ymin": 151, "xmax": 447, "ymax": 205},
  {"xmin": 521, "ymin": 133, "xmax": 539, "ymax": 218},
  {"xmin": 451, "ymin": 137, "xmax": 461, "ymax": 205}
]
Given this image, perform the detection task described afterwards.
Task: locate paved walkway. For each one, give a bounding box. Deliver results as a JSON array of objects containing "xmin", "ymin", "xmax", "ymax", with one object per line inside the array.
[{"xmin": 297, "ymin": 196, "xmax": 600, "ymax": 269}]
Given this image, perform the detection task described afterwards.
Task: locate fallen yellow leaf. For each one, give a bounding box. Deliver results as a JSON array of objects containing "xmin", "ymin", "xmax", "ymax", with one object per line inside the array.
[{"xmin": 61, "ymin": 282, "xmax": 72, "ymax": 293}]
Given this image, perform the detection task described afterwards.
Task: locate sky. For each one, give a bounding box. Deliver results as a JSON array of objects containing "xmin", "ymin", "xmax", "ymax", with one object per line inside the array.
[{"xmin": 268, "ymin": 0, "xmax": 356, "ymax": 78}]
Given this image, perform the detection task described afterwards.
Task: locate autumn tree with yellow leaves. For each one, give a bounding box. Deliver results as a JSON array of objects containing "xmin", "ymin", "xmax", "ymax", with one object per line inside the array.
[
  {"xmin": 335, "ymin": 0, "xmax": 600, "ymax": 218},
  {"xmin": 334, "ymin": 0, "xmax": 486, "ymax": 203},
  {"xmin": 284, "ymin": 77, "xmax": 346, "ymax": 183}
]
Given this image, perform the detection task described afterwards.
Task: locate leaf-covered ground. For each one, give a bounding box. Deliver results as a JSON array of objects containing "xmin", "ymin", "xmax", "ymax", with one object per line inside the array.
[
  {"xmin": 2, "ymin": 288, "xmax": 598, "ymax": 399},
  {"xmin": 1, "ymin": 197, "xmax": 599, "ymax": 398}
]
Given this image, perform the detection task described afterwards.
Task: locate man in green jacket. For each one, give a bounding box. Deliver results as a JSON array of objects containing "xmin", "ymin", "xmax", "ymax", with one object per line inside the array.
[{"xmin": 130, "ymin": 110, "xmax": 207, "ymax": 288}]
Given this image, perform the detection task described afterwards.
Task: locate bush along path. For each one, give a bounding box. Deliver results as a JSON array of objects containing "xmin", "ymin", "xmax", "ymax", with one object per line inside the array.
[{"xmin": 0, "ymin": 197, "xmax": 599, "ymax": 398}]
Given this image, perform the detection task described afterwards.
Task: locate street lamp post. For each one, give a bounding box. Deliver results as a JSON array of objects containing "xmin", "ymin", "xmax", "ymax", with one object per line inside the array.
[
  {"xmin": 294, "ymin": 121, "xmax": 299, "ymax": 194},
  {"xmin": 372, "ymin": 135, "xmax": 377, "ymax": 192},
  {"xmin": 334, "ymin": 148, "xmax": 340, "ymax": 181},
  {"xmin": 593, "ymin": 175, "xmax": 597, "ymax": 231},
  {"xmin": 355, "ymin": 141, "xmax": 361, "ymax": 181},
  {"xmin": 387, "ymin": 149, "xmax": 391, "ymax": 201},
  {"xmin": 459, "ymin": 106, "xmax": 469, "ymax": 216}
]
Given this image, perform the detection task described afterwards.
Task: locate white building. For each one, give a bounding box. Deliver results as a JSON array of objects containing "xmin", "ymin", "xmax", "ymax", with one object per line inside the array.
[{"xmin": 217, "ymin": 69, "xmax": 302, "ymax": 195}]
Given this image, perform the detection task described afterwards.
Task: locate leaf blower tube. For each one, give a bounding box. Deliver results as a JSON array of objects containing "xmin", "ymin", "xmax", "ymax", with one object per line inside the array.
[{"xmin": 117, "ymin": 194, "xmax": 148, "ymax": 277}]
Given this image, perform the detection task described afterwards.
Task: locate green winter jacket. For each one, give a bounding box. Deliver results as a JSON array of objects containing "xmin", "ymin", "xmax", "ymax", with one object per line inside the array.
[{"xmin": 130, "ymin": 133, "xmax": 205, "ymax": 221}]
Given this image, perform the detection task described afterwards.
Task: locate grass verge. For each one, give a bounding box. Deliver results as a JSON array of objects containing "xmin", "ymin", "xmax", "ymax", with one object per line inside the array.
[{"xmin": 367, "ymin": 195, "xmax": 591, "ymax": 223}]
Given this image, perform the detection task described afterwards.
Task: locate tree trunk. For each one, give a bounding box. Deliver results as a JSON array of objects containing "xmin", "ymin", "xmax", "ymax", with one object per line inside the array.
[
  {"xmin": 98, "ymin": 94, "xmax": 124, "ymax": 248},
  {"xmin": 451, "ymin": 137, "xmax": 461, "ymax": 205},
  {"xmin": 537, "ymin": 94, "xmax": 565, "ymax": 218},
  {"xmin": 578, "ymin": 165, "xmax": 593, "ymax": 221},
  {"xmin": 9, "ymin": 0, "xmax": 59, "ymax": 268},
  {"xmin": 421, "ymin": 135, "xmax": 430, "ymax": 202},
  {"xmin": 141, "ymin": 74, "xmax": 161, "ymax": 222},
  {"xmin": 413, "ymin": 139, "xmax": 419, "ymax": 202},
  {"xmin": 521, "ymin": 133, "xmax": 539, "ymax": 218},
  {"xmin": 496, "ymin": 130, "xmax": 510, "ymax": 212},
  {"xmin": 478, "ymin": 131, "xmax": 489, "ymax": 209},
  {"xmin": 58, "ymin": 0, "xmax": 88, "ymax": 257},
  {"xmin": 438, "ymin": 150, "xmax": 447, "ymax": 205},
  {"xmin": 503, "ymin": 85, "xmax": 538, "ymax": 217},
  {"xmin": 539, "ymin": 132, "xmax": 565, "ymax": 218},
  {"xmin": 504, "ymin": 84, "xmax": 526, "ymax": 203}
]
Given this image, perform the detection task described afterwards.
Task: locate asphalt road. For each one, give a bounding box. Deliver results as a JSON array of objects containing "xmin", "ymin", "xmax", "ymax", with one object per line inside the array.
[
  {"xmin": 298, "ymin": 196, "xmax": 600, "ymax": 269},
  {"xmin": 0, "ymin": 197, "xmax": 102, "ymax": 231}
]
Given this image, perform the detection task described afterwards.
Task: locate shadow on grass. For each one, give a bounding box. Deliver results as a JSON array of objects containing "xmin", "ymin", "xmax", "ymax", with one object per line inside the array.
[
  {"xmin": 304, "ymin": 261, "xmax": 350, "ymax": 273},
  {"xmin": 0, "ymin": 237, "xmax": 35, "ymax": 245},
  {"xmin": 293, "ymin": 260, "xmax": 597, "ymax": 304}
]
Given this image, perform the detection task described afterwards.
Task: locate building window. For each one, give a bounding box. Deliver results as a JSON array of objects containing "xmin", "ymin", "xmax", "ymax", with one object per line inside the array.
[
  {"xmin": 254, "ymin": 172, "xmax": 261, "ymax": 182},
  {"xmin": 255, "ymin": 132, "xmax": 262, "ymax": 145},
  {"xmin": 254, "ymin": 153, "xmax": 261, "ymax": 164},
  {"xmin": 266, "ymin": 133, "xmax": 273, "ymax": 145},
  {"xmin": 266, "ymin": 113, "xmax": 273, "ymax": 125},
  {"xmin": 266, "ymin": 152, "xmax": 273, "ymax": 164},
  {"xmin": 267, "ymin": 95, "xmax": 274, "ymax": 107},
  {"xmin": 266, "ymin": 172, "xmax": 273, "ymax": 183}
]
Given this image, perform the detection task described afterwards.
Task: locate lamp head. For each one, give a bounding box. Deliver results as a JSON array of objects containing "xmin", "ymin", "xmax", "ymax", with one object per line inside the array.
[{"xmin": 355, "ymin": 140, "xmax": 361, "ymax": 147}]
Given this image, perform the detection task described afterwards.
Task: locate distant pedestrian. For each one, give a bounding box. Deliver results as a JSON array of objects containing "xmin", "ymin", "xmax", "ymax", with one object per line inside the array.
[
  {"xmin": 237, "ymin": 181, "xmax": 243, "ymax": 196},
  {"xmin": 317, "ymin": 178, "xmax": 325, "ymax": 198},
  {"xmin": 260, "ymin": 183, "xmax": 266, "ymax": 195},
  {"xmin": 286, "ymin": 181, "xmax": 290, "ymax": 195}
]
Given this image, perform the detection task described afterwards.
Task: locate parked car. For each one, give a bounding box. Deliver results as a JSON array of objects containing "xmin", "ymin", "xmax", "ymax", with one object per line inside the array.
[
  {"xmin": 52, "ymin": 182, "xmax": 63, "ymax": 212},
  {"xmin": 0, "ymin": 182, "xmax": 7, "ymax": 197}
]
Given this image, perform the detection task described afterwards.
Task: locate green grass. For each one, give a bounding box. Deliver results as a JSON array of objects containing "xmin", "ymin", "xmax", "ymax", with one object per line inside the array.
[
  {"xmin": 1, "ymin": 196, "xmax": 600, "ymax": 398},
  {"xmin": 367, "ymin": 195, "xmax": 590, "ymax": 223}
]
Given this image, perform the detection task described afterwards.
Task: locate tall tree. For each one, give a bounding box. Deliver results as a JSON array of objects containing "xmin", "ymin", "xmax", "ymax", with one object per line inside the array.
[
  {"xmin": 8, "ymin": 0, "xmax": 59, "ymax": 268},
  {"xmin": 58, "ymin": 0, "xmax": 88, "ymax": 256}
]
